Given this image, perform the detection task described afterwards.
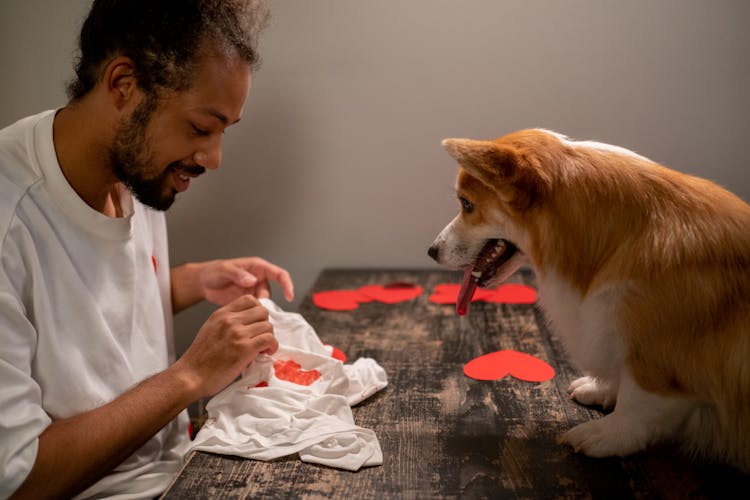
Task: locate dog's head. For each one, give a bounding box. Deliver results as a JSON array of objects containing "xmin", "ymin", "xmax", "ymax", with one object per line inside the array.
[{"xmin": 428, "ymin": 131, "xmax": 558, "ymax": 312}]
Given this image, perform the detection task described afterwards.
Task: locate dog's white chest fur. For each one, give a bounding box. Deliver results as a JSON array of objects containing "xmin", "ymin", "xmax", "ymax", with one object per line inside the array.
[{"xmin": 535, "ymin": 270, "xmax": 626, "ymax": 381}]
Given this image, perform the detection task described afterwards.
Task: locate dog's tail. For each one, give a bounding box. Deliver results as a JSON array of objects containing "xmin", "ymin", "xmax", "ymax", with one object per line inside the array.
[{"xmin": 681, "ymin": 386, "xmax": 750, "ymax": 472}]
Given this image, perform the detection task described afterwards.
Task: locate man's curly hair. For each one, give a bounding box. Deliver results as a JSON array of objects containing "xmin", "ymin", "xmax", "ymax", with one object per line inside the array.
[{"xmin": 66, "ymin": 0, "xmax": 270, "ymax": 101}]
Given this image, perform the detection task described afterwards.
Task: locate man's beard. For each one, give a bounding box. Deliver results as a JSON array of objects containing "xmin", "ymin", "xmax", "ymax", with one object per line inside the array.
[{"xmin": 109, "ymin": 95, "xmax": 204, "ymax": 211}]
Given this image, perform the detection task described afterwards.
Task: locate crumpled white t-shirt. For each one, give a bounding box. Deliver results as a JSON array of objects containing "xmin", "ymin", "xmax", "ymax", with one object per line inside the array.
[{"xmin": 187, "ymin": 298, "xmax": 387, "ymax": 471}]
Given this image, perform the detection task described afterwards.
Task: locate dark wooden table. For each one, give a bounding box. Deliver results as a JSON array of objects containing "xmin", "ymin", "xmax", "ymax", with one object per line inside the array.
[{"xmin": 161, "ymin": 269, "xmax": 749, "ymax": 499}]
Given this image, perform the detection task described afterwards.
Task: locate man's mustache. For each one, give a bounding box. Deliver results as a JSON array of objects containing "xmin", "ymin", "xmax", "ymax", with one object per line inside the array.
[{"xmin": 172, "ymin": 162, "xmax": 206, "ymax": 177}]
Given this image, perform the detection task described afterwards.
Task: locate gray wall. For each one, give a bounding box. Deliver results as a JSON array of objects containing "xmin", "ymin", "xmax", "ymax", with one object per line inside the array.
[{"xmin": 2, "ymin": 1, "xmax": 749, "ymax": 356}]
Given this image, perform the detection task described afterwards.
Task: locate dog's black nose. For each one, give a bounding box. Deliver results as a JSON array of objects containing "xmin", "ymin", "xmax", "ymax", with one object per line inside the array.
[{"xmin": 427, "ymin": 245, "xmax": 439, "ymax": 261}]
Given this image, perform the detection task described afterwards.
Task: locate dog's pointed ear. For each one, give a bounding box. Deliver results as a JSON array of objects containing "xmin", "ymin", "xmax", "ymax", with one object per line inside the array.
[
  {"xmin": 442, "ymin": 137, "xmax": 543, "ymax": 210},
  {"xmin": 441, "ymin": 138, "xmax": 519, "ymax": 186}
]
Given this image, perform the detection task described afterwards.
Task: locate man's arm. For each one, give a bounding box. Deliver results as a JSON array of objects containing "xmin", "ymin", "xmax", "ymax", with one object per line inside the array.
[
  {"xmin": 12, "ymin": 294, "xmax": 277, "ymax": 499},
  {"xmin": 11, "ymin": 363, "xmax": 196, "ymax": 499},
  {"xmin": 171, "ymin": 261, "xmax": 211, "ymax": 313}
]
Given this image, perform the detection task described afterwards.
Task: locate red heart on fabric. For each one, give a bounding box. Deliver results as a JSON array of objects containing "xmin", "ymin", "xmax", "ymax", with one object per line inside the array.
[
  {"xmin": 323, "ymin": 343, "xmax": 348, "ymax": 363},
  {"xmin": 463, "ymin": 350, "xmax": 555, "ymax": 382},
  {"xmin": 358, "ymin": 284, "xmax": 424, "ymax": 303},
  {"xmin": 429, "ymin": 283, "xmax": 537, "ymax": 305},
  {"xmin": 329, "ymin": 345, "xmax": 347, "ymax": 363},
  {"xmin": 273, "ymin": 360, "xmax": 322, "ymax": 386}
]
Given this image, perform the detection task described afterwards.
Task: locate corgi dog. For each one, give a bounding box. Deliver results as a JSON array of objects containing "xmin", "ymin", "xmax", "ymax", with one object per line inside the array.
[{"xmin": 428, "ymin": 129, "xmax": 750, "ymax": 471}]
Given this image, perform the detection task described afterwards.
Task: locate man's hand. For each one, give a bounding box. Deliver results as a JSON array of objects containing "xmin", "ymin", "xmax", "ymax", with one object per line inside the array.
[
  {"xmin": 200, "ymin": 257, "xmax": 294, "ymax": 305},
  {"xmin": 174, "ymin": 294, "xmax": 278, "ymax": 398},
  {"xmin": 170, "ymin": 257, "xmax": 294, "ymax": 314}
]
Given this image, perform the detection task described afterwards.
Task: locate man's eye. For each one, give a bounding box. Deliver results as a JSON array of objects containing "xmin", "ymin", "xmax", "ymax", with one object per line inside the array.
[
  {"xmin": 459, "ymin": 197, "xmax": 474, "ymax": 213},
  {"xmin": 192, "ymin": 124, "xmax": 210, "ymax": 136}
]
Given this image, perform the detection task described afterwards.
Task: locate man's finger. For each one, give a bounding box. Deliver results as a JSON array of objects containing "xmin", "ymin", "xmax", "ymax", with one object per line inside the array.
[
  {"xmin": 277, "ymin": 270, "xmax": 294, "ymax": 302},
  {"xmin": 236, "ymin": 258, "xmax": 295, "ymax": 302},
  {"xmin": 223, "ymin": 294, "xmax": 261, "ymax": 312},
  {"xmin": 256, "ymin": 282, "xmax": 271, "ymax": 299},
  {"xmin": 260, "ymin": 264, "xmax": 294, "ymax": 302}
]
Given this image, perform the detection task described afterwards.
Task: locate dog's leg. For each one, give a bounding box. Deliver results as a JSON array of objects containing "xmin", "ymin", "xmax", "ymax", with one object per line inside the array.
[
  {"xmin": 567, "ymin": 375, "xmax": 617, "ymax": 410},
  {"xmin": 561, "ymin": 369, "xmax": 691, "ymax": 457}
]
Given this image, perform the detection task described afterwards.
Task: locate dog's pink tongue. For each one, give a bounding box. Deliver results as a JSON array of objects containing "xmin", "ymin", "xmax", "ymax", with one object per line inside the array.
[{"xmin": 457, "ymin": 267, "xmax": 478, "ymax": 316}]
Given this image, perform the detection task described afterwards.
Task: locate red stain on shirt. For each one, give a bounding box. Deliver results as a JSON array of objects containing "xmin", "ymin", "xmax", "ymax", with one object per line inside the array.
[
  {"xmin": 151, "ymin": 255, "xmax": 158, "ymax": 273},
  {"xmin": 329, "ymin": 345, "xmax": 347, "ymax": 363},
  {"xmin": 273, "ymin": 360, "xmax": 321, "ymax": 386}
]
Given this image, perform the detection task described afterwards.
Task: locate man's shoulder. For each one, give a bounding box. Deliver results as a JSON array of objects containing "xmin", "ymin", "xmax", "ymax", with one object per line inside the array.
[
  {"xmin": 0, "ymin": 110, "xmax": 54, "ymax": 184},
  {"xmin": 0, "ymin": 111, "xmax": 54, "ymax": 241}
]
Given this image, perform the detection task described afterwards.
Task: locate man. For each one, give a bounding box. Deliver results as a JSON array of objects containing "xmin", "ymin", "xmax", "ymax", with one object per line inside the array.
[{"xmin": 0, "ymin": 1, "xmax": 294, "ymax": 498}]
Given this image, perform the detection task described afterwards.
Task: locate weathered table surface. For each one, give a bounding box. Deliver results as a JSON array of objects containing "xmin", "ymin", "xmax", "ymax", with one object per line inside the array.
[{"xmin": 161, "ymin": 269, "xmax": 749, "ymax": 499}]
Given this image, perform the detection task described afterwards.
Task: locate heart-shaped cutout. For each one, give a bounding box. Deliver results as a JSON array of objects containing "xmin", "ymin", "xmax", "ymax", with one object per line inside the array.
[
  {"xmin": 429, "ymin": 283, "xmax": 463, "ymax": 304},
  {"xmin": 314, "ymin": 283, "xmax": 423, "ymax": 310},
  {"xmin": 273, "ymin": 359, "xmax": 322, "ymax": 386},
  {"xmin": 313, "ymin": 290, "xmax": 370, "ymax": 311},
  {"xmin": 484, "ymin": 284, "xmax": 537, "ymax": 304},
  {"xmin": 358, "ymin": 284, "xmax": 423, "ymax": 304},
  {"xmin": 429, "ymin": 283, "xmax": 537, "ymax": 305},
  {"xmin": 463, "ymin": 350, "xmax": 555, "ymax": 382}
]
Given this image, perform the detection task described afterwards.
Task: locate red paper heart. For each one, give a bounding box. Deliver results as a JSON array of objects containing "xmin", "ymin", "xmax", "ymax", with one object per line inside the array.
[
  {"xmin": 429, "ymin": 283, "xmax": 537, "ymax": 305},
  {"xmin": 357, "ymin": 284, "xmax": 423, "ymax": 304},
  {"xmin": 429, "ymin": 283, "xmax": 463, "ymax": 304},
  {"xmin": 485, "ymin": 284, "xmax": 537, "ymax": 304},
  {"xmin": 313, "ymin": 290, "xmax": 371, "ymax": 311},
  {"xmin": 383, "ymin": 281, "xmax": 417, "ymax": 289},
  {"xmin": 464, "ymin": 350, "xmax": 555, "ymax": 382},
  {"xmin": 273, "ymin": 359, "xmax": 322, "ymax": 385},
  {"xmin": 313, "ymin": 283, "xmax": 423, "ymax": 311}
]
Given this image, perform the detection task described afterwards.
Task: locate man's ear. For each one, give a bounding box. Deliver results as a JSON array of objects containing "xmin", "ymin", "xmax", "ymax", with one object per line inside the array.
[{"xmin": 103, "ymin": 56, "xmax": 140, "ymax": 110}]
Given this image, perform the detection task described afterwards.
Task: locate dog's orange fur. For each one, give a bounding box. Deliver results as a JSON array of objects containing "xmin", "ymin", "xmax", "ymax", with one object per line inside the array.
[{"xmin": 441, "ymin": 129, "xmax": 750, "ymax": 470}]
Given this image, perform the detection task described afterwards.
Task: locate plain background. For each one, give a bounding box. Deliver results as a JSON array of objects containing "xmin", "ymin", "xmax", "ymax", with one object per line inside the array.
[{"xmin": 2, "ymin": 0, "xmax": 749, "ymax": 356}]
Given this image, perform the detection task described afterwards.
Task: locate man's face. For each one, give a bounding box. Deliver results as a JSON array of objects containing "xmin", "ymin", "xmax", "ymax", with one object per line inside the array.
[{"xmin": 109, "ymin": 50, "xmax": 251, "ymax": 210}]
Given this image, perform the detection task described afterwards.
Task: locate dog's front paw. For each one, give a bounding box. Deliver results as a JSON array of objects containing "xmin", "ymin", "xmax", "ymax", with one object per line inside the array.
[
  {"xmin": 567, "ymin": 376, "xmax": 616, "ymax": 410},
  {"xmin": 560, "ymin": 416, "xmax": 646, "ymax": 458}
]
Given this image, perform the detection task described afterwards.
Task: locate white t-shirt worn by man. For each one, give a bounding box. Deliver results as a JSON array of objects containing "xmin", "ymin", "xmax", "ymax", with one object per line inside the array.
[{"xmin": 0, "ymin": 110, "xmax": 190, "ymax": 499}]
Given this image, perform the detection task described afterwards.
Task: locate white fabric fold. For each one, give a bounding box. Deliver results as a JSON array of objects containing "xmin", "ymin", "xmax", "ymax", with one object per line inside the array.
[{"xmin": 188, "ymin": 299, "xmax": 387, "ymax": 471}]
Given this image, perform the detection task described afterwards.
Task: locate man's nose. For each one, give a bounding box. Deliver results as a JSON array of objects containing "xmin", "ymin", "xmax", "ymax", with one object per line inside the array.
[
  {"xmin": 193, "ymin": 138, "xmax": 222, "ymax": 170},
  {"xmin": 427, "ymin": 244, "xmax": 439, "ymax": 262}
]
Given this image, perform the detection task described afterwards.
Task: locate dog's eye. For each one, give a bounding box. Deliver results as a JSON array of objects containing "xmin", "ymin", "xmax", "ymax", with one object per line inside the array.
[{"xmin": 459, "ymin": 197, "xmax": 474, "ymax": 214}]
